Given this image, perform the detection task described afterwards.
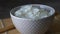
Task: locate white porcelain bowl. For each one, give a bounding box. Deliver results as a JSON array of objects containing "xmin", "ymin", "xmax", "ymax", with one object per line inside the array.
[{"xmin": 10, "ymin": 4, "xmax": 55, "ymax": 34}]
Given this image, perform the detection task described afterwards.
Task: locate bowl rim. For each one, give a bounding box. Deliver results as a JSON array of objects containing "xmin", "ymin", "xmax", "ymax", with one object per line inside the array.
[{"xmin": 10, "ymin": 4, "xmax": 55, "ymax": 20}]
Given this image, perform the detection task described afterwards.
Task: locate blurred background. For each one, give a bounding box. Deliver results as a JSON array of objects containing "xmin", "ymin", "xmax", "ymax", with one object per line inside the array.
[
  {"xmin": 0, "ymin": 0, "xmax": 60, "ymax": 19},
  {"xmin": 0, "ymin": 0, "xmax": 60, "ymax": 34}
]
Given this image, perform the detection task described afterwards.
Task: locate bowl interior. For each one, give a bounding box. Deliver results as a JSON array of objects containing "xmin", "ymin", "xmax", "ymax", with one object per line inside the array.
[{"xmin": 10, "ymin": 4, "xmax": 55, "ymax": 19}]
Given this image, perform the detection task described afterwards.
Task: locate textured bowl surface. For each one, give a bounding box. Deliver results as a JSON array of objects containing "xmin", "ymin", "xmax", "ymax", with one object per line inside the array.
[{"xmin": 10, "ymin": 4, "xmax": 55, "ymax": 34}]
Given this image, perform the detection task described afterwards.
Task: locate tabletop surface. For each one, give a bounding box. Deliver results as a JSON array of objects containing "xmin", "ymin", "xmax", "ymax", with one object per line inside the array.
[{"xmin": 0, "ymin": 14, "xmax": 60, "ymax": 34}]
